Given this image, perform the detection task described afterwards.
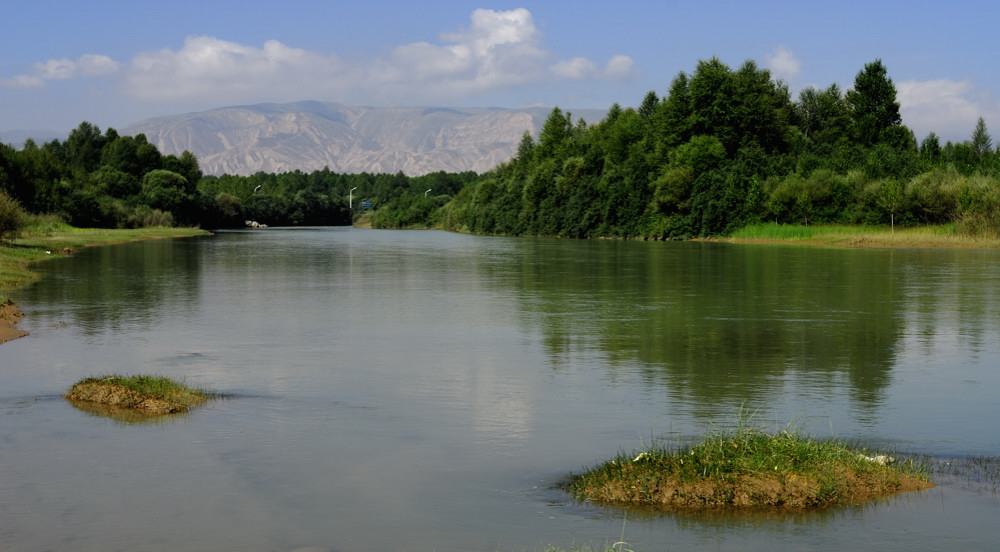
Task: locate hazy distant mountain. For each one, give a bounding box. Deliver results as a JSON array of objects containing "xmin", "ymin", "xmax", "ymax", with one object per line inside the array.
[{"xmin": 122, "ymin": 101, "xmax": 606, "ymax": 176}]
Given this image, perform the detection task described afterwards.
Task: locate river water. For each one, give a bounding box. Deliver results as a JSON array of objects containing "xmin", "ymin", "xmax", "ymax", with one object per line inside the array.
[{"xmin": 2, "ymin": 228, "xmax": 998, "ymax": 551}]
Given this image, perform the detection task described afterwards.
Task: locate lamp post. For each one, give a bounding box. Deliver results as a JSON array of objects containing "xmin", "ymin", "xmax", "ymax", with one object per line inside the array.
[
  {"xmin": 349, "ymin": 187, "xmax": 357, "ymax": 209},
  {"xmin": 425, "ymin": 188, "xmax": 432, "ymax": 197}
]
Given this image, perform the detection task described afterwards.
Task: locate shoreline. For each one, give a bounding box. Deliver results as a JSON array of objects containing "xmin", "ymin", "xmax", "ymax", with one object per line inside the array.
[
  {"xmin": 0, "ymin": 300, "xmax": 28, "ymax": 344},
  {"xmin": 719, "ymin": 223, "xmax": 1000, "ymax": 249},
  {"xmin": 2, "ymin": 223, "xmax": 994, "ymax": 346},
  {"xmin": 0, "ymin": 226, "xmax": 210, "ymax": 346}
]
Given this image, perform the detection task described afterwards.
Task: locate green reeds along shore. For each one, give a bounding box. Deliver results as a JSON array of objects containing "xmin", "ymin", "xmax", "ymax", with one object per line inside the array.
[
  {"xmin": 564, "ymin": 426, "xmax": 934, "ymax": 511},
  {"xmin": 65, "ymin": 374, "xmax": 210, "ymax": 415},
  {"xmin": 727, "ymin": 222, "xmax": 999, "ymax": 248}
]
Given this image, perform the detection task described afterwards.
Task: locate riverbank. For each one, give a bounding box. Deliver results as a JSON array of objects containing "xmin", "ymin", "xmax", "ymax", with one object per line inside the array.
[
  {"xmin": 0, "ymin": 224, "xmax": 210, "ymax": 344},
  {"xmin": 0, "ymin": 299, "xmax": 28, "ymax": 343},
  {"xmin": 722, "ymin": 222, "xmax": 1000, "ymax": 248}
]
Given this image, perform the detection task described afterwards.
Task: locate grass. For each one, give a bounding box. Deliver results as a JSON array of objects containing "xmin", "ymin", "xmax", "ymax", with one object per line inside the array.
[
  {"xmin": 564, "ymin": 423, "xmax": 933, "ymax": 511},
  {"xmin": 64, "ymin": 374, "xmax": 211, "ymax": 415},
  {"xmin": 726, "ymin": 222, "xmax": 1000, "ymax": 248},
  {"xmin": 0, "ymin": 217, "xmax": 208, "ymax": 302}
]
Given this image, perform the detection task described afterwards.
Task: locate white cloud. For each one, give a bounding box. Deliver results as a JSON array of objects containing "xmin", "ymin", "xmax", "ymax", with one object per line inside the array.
[
  {"xmin": 376, "ymin": 8, "xmax": 549, "ymax": 97},
  {"xmin": 0, "ymin": 74, "xmax": 45, "ymax": 89},
  {"xmin": 763, "ymin": 46, "xmax": 800, "ymax": 82},
  {"xmin": 440, "ymin": 8, "xmax": 542, "ymax": 58},
  {"xmin": 897, "ymin": 78, "xmax": 1000, "ymax": 140},
  {"xmin": 125, "ymin": 36, "xmax": 346, "ymax": 101},
  {"xmin": 551, "ymin": 57, "xmax": 599, "ymax": 80},
  {"xmin": 36, "ymin": 58, "xmax": 79, "ymax": 80},
  {"xmin": 77, "ymin": 54, "xmax": 122, "ymax": 76},
  {"xmin": 551, "ymin": 55, "xmax": 638, "ymax": 81},
  {"xmin": 3, "ymin": 8, "xmax": 636, "ymax": 106},
  {"xmin": 0, "ymin": 54, "xmax": 120, "ymax": 88},
  {"xmin": 604, "ymin": 55, "xmax": 639, "ymax": 81}
]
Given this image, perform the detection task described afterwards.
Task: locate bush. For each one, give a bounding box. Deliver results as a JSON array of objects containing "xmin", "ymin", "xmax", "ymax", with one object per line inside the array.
[{"xmin": 0, "ymin": 190, "xmax": 27, "ymax": 242}]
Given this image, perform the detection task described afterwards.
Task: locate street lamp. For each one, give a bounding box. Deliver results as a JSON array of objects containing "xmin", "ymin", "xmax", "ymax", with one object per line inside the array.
[
  {"xmin": 349, "ymin": 187, "xmax": 357, "ymax": 209},
  {"xmin": 425, "ymin": 188, "xmax": 432, "ymax": 197}
]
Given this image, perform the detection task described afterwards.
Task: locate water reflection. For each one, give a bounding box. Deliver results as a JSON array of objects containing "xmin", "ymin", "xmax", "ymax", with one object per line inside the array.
[
  {"xmin": 24, "ymin": 237, "xmax": 203, "ymax": 336},
  {"xmin": 499, "ymin": 240, "xmax": 905, "ymax": 421},
  {"xmin": 4, "ymin": 229, "xmax": 1000, "ymax": 552},
  {"xmin": 65, "ymin": 398, "xmax": 198, "ymax": 425}
]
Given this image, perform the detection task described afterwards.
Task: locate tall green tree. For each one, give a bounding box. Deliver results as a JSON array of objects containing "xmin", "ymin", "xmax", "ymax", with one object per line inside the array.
[
  {"xmin": 63, "ymin": 121, "xmax": 108, "ymax": 174},
  {"xmin": 794, "ymin": 84, "xmax": 850, "ymax": 151},
  {"xmin": 846, "ymin": 60, "xmax": 902, "ymax": 147},
  {"xmin": 140, "ymin": 169, "xmax": 192, "ymax": 216},
  {"xmin": 681, "ymin": 58, "xmax": 792, "ymax": 156},
  {"xmin": 971, "ymin": 117, "xmax": 992, "ymax": 159},
  {"xmin": 536, "ymin": 107, "xmax": 573, "ymax": 159},
  {"xmin": 655, "ymin": 72, "xmax": 693, "ymax": 149}
]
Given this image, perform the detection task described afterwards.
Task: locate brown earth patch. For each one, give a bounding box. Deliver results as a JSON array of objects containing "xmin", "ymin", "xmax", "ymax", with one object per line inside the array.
[
  {"xmin": 0, "ymin": 300, "xmax": 29, "ymax": 344},
  {"xmin": 577, "ymin": 464, "xmax": 934, "ymax": 511}
]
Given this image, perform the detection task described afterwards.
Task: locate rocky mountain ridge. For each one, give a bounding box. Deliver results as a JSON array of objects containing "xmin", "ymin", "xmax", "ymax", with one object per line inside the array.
[{"xmin": 121, "ymin": 101, "xmax": 606, "ymax": 176}]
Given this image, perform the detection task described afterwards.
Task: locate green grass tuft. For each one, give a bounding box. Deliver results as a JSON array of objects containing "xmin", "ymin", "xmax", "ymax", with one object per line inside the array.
[
  {"xmin": 565, "ymin": 423, "xmax": 932, "ymax": 510},
  {"xmin": 65, "ymin": 374, "xmax": 211, "ymax": 414}
]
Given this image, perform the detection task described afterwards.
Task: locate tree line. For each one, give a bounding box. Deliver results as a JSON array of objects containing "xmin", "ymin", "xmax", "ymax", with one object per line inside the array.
[
  {"xmin": 0, "ymin": 120, "xmax": 474, "ymax": 235},
  {"xmin": 439, "ymin": 58, "xmax": 1000, "ymax": 239},
  {"xmin": 3, "ymin": 57, "xmax": 1000, "ymax": 240}
]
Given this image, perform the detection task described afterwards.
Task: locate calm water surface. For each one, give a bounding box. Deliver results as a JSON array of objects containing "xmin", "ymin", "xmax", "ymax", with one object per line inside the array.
[{"xmin": 2, "ymin": 228, "xmax": 998, "ymax": 551}]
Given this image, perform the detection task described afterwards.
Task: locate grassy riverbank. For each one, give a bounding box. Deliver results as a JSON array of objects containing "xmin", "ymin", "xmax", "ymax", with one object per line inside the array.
[
  {"xmin": 564, "ymin": 426, "xmax": 933, "ymax": 511},
  {"xmin": 0, "ymin": 218, "xmax": 209, "ymax": 302},
  {"xmin": 725, "ymin": 222, "xmax": 1000, "ymax": 248}
]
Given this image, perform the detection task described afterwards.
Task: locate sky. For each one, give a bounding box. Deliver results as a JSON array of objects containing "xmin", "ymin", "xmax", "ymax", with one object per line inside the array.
[{"xmin": 2, "ymin": 1, "xmax": 999, "ymax": 144}]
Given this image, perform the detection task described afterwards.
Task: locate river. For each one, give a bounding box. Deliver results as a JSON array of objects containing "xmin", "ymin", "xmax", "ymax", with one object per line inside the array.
[{"xmin": 2, "ymin": 227, "xmax": 998, "ymax": 551}]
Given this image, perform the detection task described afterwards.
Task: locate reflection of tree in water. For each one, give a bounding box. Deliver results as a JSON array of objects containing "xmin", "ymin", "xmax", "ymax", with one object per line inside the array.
[
  {"xmin": 508, "ymin": 240, "xmax": 906, "ymax": 417},
  {"xmin": 21, "ymin": 238, "xmax": 202, "ymax": 335}
]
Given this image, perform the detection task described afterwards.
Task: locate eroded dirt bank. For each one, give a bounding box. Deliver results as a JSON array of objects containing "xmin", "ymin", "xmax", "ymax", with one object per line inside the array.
[{"xmin": 0, "ymin": 300, "xmax": 28, "ymax": 344}]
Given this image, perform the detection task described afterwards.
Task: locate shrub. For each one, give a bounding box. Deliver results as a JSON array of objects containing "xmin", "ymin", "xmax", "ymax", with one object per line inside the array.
[{"xmin": 0, "ymin": 189, "xmax": 27, "ymax": 242}]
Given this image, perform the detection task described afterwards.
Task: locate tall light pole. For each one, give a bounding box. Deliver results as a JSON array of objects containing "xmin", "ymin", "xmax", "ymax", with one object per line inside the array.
[
  {"xmin": 425, "ymin": 188, "xmax": 432, "ymax": 197},
  {"xmin": 349, "ymin": 187, "xmax": 357, "ymax": 209}
]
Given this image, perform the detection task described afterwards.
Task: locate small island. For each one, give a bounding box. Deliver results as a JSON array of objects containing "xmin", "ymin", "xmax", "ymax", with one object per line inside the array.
[
  {"xmin": 65, "ymin": 375, "xmax": 209, "ymax": 416},
  {"xmin": 564, "ymin": 427, "xmax": 934, "ymax": 511}
]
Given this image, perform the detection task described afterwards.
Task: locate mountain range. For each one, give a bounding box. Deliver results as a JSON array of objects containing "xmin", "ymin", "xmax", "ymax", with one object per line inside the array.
[{"xmin": 120, "ymin": 101, "xmax": 607, "ymax": 176}]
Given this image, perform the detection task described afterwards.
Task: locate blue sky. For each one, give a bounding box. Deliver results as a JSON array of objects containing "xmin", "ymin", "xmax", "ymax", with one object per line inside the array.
[{"xmin": 2, "ymin": 1, "xmax": 998, "ymax": 143}]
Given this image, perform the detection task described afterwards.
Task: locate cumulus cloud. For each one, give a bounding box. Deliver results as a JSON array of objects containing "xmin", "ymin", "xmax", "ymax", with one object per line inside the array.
[
  {"xmin": 125, "ymin": 36, "xmax": 347, "ymax": 101},
  {"xmin": 2, "ymin": 8, "xmax": 636, "ymax": 106},
  {"xmin": 374, "ymin": 8, "xmax": 550, "ymax": 97},
  {"xmin": 898, "ymin": 78, "xmax": 1000, "ymax": 140},
  {"xmin": 763, "ymin": 46, "xmax": 800, "ymax": 81}
]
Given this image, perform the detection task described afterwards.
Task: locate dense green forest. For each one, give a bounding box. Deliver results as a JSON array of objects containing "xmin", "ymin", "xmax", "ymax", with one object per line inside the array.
[
  {"xmin": 0, "ymin": 120, "xmax": 474, "ymax": 233},
  {"xmin": 2, "ymin": 57, "xmax": 999, "ymax": 240},
  {"xmin": 435, "ymin": 58, "xmax": 1000, "ymax": 239}
]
